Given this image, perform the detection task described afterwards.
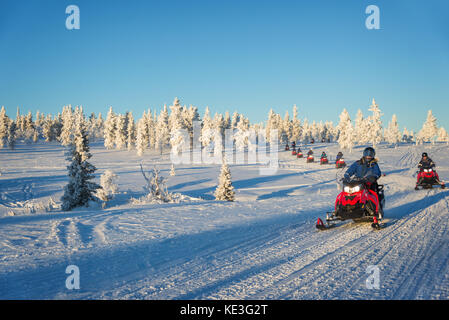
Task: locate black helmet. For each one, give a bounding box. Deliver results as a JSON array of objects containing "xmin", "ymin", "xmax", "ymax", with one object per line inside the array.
[
  {"xmin": 363, "ymin": 147, "xmax": 375, "ymax": 158},
  {"xmin": 422, "ymin": 152, "xmax": 428, "ymax": 158}
]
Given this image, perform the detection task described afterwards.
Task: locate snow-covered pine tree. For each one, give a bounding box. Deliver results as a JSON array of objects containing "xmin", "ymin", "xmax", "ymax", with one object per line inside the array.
[
  {"xmin": 0, "ymin": 106, "xmax": 8, "ymax": 148},
  {"xmin": 291, "ymin": 105, "xmax": 301, "ymax": 143},
  {"xmin": 235, "ymin": 115, "xmax": 250, "ymax": 152},
  {"xmin": 170, "ymin": 164, "xmax": 176, "ymax": 176},
  {"xmin": 6, "ymin": 118, "xmax": 17, "ymax": 149},
  {"xmin": 300, "ymin": 118, "xmax": 311, "ymax": 144},
  {"xmin": 114, "ymin": 114, "xmax": 127, "ymax": 150},
  {"xmin": 214, "ymin": 160, "xmax": 235, "ymax": 201},
  {"xmin": 42, "ymin": 115, "xmax": 55, "ymax": 142},
  {"xmin": 200, "ymin": 106, "xmax": 214, "ymax": 150},
  {"xmin": 336, "ymin": 109, "xmax": 354, "ymax": 152},
  {"xmin": 104, "ymin": 106, "xmax": 116, "ymax": 149},
  {"xmin": 224, "ymin": 111, "xmax": 231, "ymax": 130},
  {"xmin": 354, "ymin": 109, "xmax": 365, "ymax": 145},
  {"xmin": 169, "ymin": 100, "xmax": 188, "ymax": 156},
  {"xmin": 367, "ymin": 98, "xmax": 383, "ymax": 148},
  {"xmin": 126, "ymin": 111, "xmax": 136, "ymax": 151},
  {"xmin": 417, "ymin": 110, "xmax": 438, "ymax": 144},
  {"xmin": 437, "ymin": 127, "xmax": 449, "ymax": 144},
  {"xmin": 155, "ymin": 105, "xmax": 170, "ymax": 154},
  {"xmin": 213, "ymin": 113, "xmax": 225, "ymax": 158},
  {"xmin": 59, "ymin": 106, "xmax": 74, "ymax": 146},
  {"xmin": 136, "ymin": 116, "xmax": 148, "ymax": 156},
  {"xmin": 61, "ymin": 108, "xmax": 100, "ymax": 211},
  {"xmin": 384, "ymin": 114, "xmax": 401, "ymax": 146},
  {"xmin": 282, "ymin": 111, "xmax": 292, "ymax": 144}
]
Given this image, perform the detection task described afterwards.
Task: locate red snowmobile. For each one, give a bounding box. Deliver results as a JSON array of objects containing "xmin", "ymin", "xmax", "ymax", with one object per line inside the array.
[
  {"xmin": 316, "ymin": 178, "xmax": 384, "ymax": 230},
  {"xmin": 335, "ymin": 158, "xmax": 346, "ymax": 169},
  {"xmin": 306, "ymin": 154, "xmax": 314, "ymax": 163},
  {"xmin": 292, "ymin": 147, "xmax": 297, "ymax": 155},
  {"xmin": 320, "ymin": 156, "xmax": 329, "ymax": 165},
  {"xmin": 296, "ymin": 150, "xmax": 303, "ymax": 158},
  {"xmin": 415, "ymin": 167, "xmax": 445, "ymax": 190},
  {"xmin": 285, "ymin": 144, "xmax": 290, "ymax": 151}
]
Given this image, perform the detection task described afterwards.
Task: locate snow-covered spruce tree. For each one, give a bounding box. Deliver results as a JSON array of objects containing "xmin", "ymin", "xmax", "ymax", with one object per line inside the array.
[
  {"xmin": 234, "ymin": 115, "xmax": 250, "ymax": 152},
  {"xmin": 7, "ymin": 118, "xmax": 17, "ymax": 150},
  {"xmin": 300, "ymin": 118, "xmax": 311, "ymax": 144},
  {"xmin": 282, "ymin": 111, "xmax": 292, "ymax": 144},
  {"xmin": 145, "ymin": 109, "xmax": 155, "ymax": 150},
  {"xmin": 169, "ymin": 101, "xmax": 188, "ymax": 156},
  {"xmin": 353, "ymin": 109, "xmax": 365, "ymax": 145},
  {"xmin": 104, "ymin": 106, "xmax": 116, "ymax": 149},
  {"xmin": 96, "ymin": 170, "xmax": 119, "ymax": 202},
  {"xmin": 114, "ymin": 114, "xmax": 127, "ymax": 150},
  {"xmin": 214, "ymin": 160, "xmax": 235, "ymax": 201},
  {"xmin": 213, "ymin": 113, "xmax": 225, "ymax": 158},
  {"xmin": 437, "ymin": 127, "xmax": 449, "ymax": 144},
  {"xmin": 224, "ymin": 111, "xmax": 231, "ymax": 130},
  {"xmin": 59, "ymin": 106, "xmax": 74, "ymax": 146},
  {"xmin": 367, "ymin": 98, "xmax": 383, "ymax": 148},
  {"xmin": 155, "ymin": 105, "xmax": 170, "ymax": 154},
  {"xmin": 291, "ymin": 105, "xmax": 301, "ymax": 143},
  {"xmin": 0, "ymin": 106, "xmax": 9, "ymax": 148},
  {"xmin": 126, "ymin": 111, "xmax": 136, "ymax": 151},
  {"xmin": 336, "ymin": 108, "xmax": 354, "ymax": 152},
  {"xmin": 417, "ymin": 110, "xmax": 438, "ymax": 144},
  {"xmin": 200, "ymin": 106, "xmax": 214, "ymax": 150},
  {"xmin": 384, "ymin": 114, "xmax": 401, "ymax": 147},
  {"xmin": 136, "ymin": 116, "xmax": 148, "ymax": 156},
  {"xmin": 61, "ymin": 108, "xmax": 100, "ymax": 211}
]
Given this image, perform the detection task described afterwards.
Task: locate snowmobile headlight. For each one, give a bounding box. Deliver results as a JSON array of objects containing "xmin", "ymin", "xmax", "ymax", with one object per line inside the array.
[
  {"xmin": 344, "ymin": 186, "xmax": 350, "ymax": 193},
  {"xmin": 353, "ymin": 185, "xmax": 361, "ymax": 193}
]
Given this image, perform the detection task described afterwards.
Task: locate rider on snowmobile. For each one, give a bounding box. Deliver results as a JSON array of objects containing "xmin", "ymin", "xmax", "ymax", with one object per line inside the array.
[
  {"xmin": 336, "ymin": 151, "xmax": 343, "ymax": 161},
  {"xmin": 344, "ymin": 147, "xmax": 383, "ymax": 206},
  {"xmin": 417, "ymin": 152, "xmax": 442, "ymax": 186},
  {"xmin": 418, "ymin": 152, "xmax": 435, "ymax": 169},
  {"xmin": 321, "ymin": 151, "xmax": 327, "ymax": 159}
]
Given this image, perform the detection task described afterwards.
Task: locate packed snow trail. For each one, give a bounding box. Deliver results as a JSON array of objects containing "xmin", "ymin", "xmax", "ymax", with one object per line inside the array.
[{"xmin": 0, "ymin": 141, "xmax": 448, "ymax": 299}]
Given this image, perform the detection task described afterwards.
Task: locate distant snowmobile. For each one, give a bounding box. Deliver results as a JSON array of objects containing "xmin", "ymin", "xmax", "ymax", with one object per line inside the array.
[
  {"xmin": 335, "ymin": 152, "xmax": 345, "ymax": 168},
  {"xmin": 292, "ymin": 146, "xmax": 297, "ymax": 155},
  {"xmin": 320, "ymin": 152, "xmax": 328, "ymax": 165},
  {"xmin": 306, "ymin": 150, "xmax": 314, "ymax": 163},
  {"xmin": 296, "ymin": 148, "xmax": 303, "ymax": 158},
  {"xmin": 335, "ymin": 158, "xmax": 346, "ymax": 168},
  {"xmin": 285, "ymin": 143, "xmax": 290, "ymax": 151},
  {"xmin": 316, "ymin": 177, "xmax": 385, "ymax": 230}
]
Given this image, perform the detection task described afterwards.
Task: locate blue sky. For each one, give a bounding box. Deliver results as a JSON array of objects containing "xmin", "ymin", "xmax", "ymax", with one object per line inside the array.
[{"xmin": 0, "ymin": 0, "xmax": 448, "ymax": 131}]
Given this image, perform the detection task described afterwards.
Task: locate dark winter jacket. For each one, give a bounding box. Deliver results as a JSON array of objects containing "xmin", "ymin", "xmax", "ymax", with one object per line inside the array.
[
  {"xmin": 344, "ymin": 158, "xmax": 381, "ymax": 182},
  {"xmin": 336, "ymin": 152, "xmax": 343, "ymax": 160},
  {"xmin": 418, "ymin": 158, "xmax": 435, "ymax": 169}
]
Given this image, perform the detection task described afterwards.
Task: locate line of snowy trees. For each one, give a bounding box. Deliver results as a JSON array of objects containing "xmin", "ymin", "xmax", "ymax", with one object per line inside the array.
[
  {"xmin": 334, "ymin": 99, "xmax": 448, "ymax": 151},
  {"xmin": 1, "ymin": 98, "xmax": 448, "ymax": 153}
]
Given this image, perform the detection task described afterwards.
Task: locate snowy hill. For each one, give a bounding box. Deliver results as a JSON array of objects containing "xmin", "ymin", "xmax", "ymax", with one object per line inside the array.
[{"xmin": 0, "ymin": 141, "xmax": 448, "ymax": 299}]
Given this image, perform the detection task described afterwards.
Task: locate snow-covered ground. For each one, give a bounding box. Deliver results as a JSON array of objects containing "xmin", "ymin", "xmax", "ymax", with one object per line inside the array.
[{"xmin": 1, "ymin": 141, "xmax": 448, "ymax": 299}]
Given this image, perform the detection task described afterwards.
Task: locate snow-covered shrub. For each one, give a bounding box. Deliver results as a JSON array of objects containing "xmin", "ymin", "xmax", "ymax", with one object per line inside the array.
[
  {"xmin": 96, "ymin": 170, "xmax": 119, "ymax": 202},
  {"xmin": 140, "ymin": 164, "xmax": 174, "ymax": 203}
]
